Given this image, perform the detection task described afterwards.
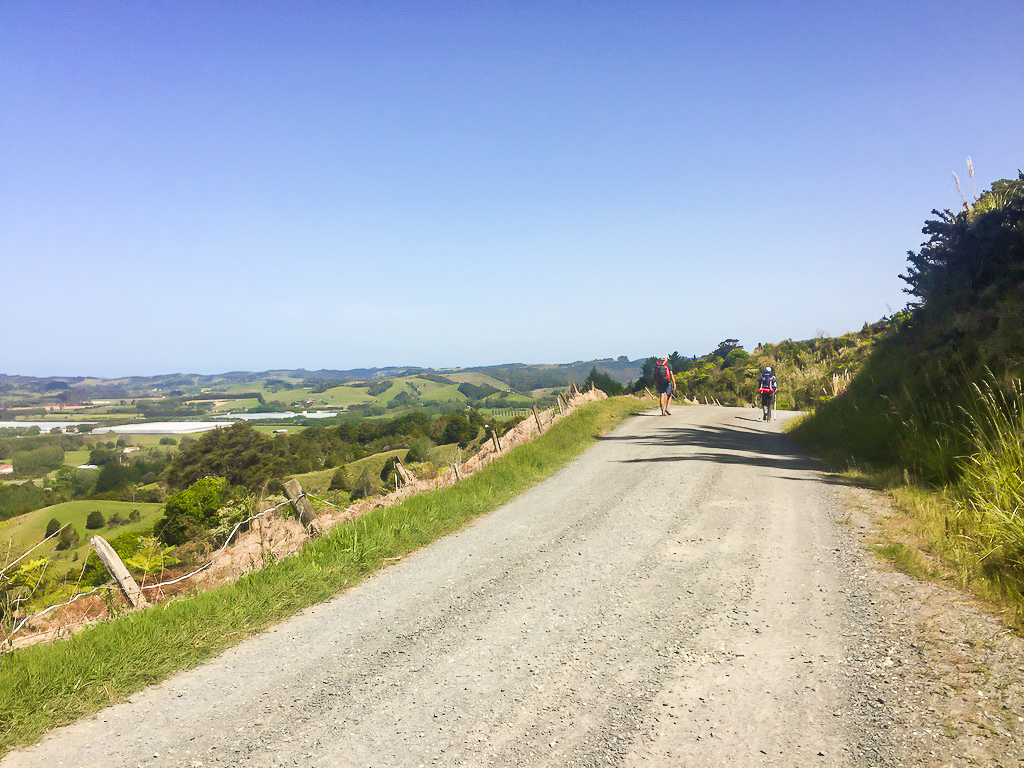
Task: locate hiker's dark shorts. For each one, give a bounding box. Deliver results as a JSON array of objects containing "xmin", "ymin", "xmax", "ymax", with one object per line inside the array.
[{"xmin": 657, "ymin": 381, "xmax": 673, "ymax": 395}]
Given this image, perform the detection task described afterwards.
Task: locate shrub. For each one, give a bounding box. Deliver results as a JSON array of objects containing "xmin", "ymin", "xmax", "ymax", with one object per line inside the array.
[
  {"xmin": 406, "ymin": 436, "xmax": 435, "ymax": 464},
  {"xmin": 56, "ymin": 524, "xmax": 80, "ymax": 551},
  {"xmin": 328, "ymin": 466, "xmax": 350, "ymax": 492},
  {"xmin": 85, "ymin": 510, "xmax": 105, "ymax": 530},
  {"xmin": 155, "ymin": 476, "xmax": 230, "ymax": 546}
]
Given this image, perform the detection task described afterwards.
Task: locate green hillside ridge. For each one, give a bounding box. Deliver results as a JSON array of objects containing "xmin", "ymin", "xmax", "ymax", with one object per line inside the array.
[
  {"xmin": 791, "ymin": 172, "xmax": 1024, "ymax": 624},
  {"xmin": 0, "ymin": 358, "xmax": 643, "ymax": 413}
]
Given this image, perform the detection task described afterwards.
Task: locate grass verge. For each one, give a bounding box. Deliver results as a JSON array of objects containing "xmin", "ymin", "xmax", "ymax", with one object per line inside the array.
[
  {"xmin": 0, "ymin": 395, "xmax": 647, "ymax": 756},
  {"xmin": 788, "ymin": 393, "xmax": 1024, "ymax": 634}
]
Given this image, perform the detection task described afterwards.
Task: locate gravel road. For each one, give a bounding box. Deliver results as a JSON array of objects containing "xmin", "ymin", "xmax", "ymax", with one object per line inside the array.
[{"xmin": 5, "ymin": 406, "xmax": 1023, "ymax": 767}]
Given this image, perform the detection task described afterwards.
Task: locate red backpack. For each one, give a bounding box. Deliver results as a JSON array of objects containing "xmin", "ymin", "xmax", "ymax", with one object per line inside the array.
[{"xmin": 654, "ymin": 360, "xmax": 671, "ymax": 384}]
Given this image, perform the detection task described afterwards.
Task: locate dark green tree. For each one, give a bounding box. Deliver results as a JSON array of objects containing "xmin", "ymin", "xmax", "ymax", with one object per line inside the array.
[
  {"xmin": 633, "ymin": 357, "xmax": 658, "ymax": 392},
  {"xmin": 45, "ymin": 518, "xmax": 61, "ymax": 539},
  {"xmin": 156, "ymin": 476, "xmax": 230, "ymax": 546},
  {"xmin": 712, "ymin": 339, "xmax": 741, "ymax": 359},
  {"xmin": 441, "ymin": 412, "xmax": 475, "ymax": 447},
  {"xmin": 164, "ymin": 422, "xmax": 285, "ymax": 491},
  {"xmin": 56, "ymin": 524, "xmax": 80, "ymax": 551},
  {"xmin": 85, "ymin": 510, "xmax": 105, "ymax": 529},
  {"xmin": 329, "ymin": 465, "xmax": 350, "ymax": 491},
  {"xmin": 901, "ymin": 174, "xmax": 1024, "ymax": 309},
  {"xmin": 584, "ymin": 367, "xmax": 627, "ymax": 396},
  {"xmin": 350, "ymin": 466, "xmax": 380, "ymax": 500},
  {"xmin": 406, "ymin": 436, "xmax": 435, "ymax": 464}
]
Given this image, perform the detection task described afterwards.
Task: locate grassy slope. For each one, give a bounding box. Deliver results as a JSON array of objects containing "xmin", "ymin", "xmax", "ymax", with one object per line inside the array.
[
  {"xmin": 0, "ymin": 500, "xmax": 164, "ymax": 570},
  {"xmin": 445, "ymin": 371, "xmax": 509, "ymax": 389},
  {"xmin": 788, "ymin": 177, "xmax": 1024, "ymax": 626},
  {"xmin": 0, "ymin": 396, "xmax": 647, "ymax": 755}
]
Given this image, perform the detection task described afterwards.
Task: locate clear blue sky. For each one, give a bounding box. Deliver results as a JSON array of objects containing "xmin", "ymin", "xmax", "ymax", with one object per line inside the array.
[{"xmin": 3, "ymin": 1, "xmax": 1021, "ymax": 378}]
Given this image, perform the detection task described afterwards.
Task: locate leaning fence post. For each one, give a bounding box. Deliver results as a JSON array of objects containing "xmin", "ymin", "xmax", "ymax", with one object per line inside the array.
[
  {"xmin": 393, "ymin": 456, "xmax": 416, "ymax": 486},
  {"xmin": 532, "ymin": 405, "xmax": 544, "ymax": 433},
  {"xmin": 283, "ymin": 479, "xmax": 321, "ymax": 537},
  {"xmin": 555, "ymin": 394, "xmax": 565, "ymax": 414},
  {"xmin": 90, "ymin": 536, "xmax": 148, "ymax": 609},
  {"xmin": 490, "ymin": 428, "xmax": 501, "ymax": 452}
]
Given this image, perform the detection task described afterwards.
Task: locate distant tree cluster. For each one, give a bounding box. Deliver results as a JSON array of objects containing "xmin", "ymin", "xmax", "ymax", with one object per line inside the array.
[
  {"xmin": 162, "ymin": 409, "xmax": 499, "ymax": 498},
  {"xmin": 457, "ymin": 382, "xmax": 500, "ymax": 400},
  {"xmin": 0, "ymin": 482, "xmax": 52, "ymax": 522},
  {"xmin": 584, "ymin": 367, "xmax": 628, "ymax": 396},
  {"xmin": 366, "ymin": 381, "xmax": 393, "ymax": 396}
]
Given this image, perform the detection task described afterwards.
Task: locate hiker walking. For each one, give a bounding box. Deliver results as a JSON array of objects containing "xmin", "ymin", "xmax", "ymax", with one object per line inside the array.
[
  {"xmin": 757, "ymin": 366, "xmax": 777, "ymax": 421},
  {"xmin": 654, "ymin": 355, "xmax": 674, "ymax": 416}
]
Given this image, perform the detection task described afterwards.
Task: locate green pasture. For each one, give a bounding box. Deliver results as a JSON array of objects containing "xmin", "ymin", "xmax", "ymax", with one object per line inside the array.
[
  {"xmin": 205, "ymin": 380, "xmax": 314, "ymax": 406},
  {"xmin": 207, "ymin": 398, "xmax": 263, "ymax": 413},
  {"xmin": 62, "ymin": 450, "xmax": 91, "ymax": 468},
  {"xmin": 254, "ymin": 425, "xmax": 308, "ymax": 435},
  {"xmin": 484, "ymin": 392, "xmax": 535, "ymax": 407},
  {"xmin": 346, "ymin": 449, "xmax": 409, "ymax": 477},
  {"xmin": 286, "ymin": 467, "xmax": 339, "ymax": 496},
  {"xmin": 287, "ymin": 441, "xmax": 464, "ymax": 497},
  {"xmin": 375, "ymin": 376, "xmax": 468, "ymax": 405},
  {"xmin": 429, "ymin": 443, "xmax": 462, "ymax": 465},
  {"xmin": 0, "ymin": 500, "xmax": 164, "ymax": 571},
  {"xmin": 80, "ymin": 435, "xmax": 175, "ymax": 449},
  {"xmin": 445, "ymin": 371, "xmax": 509, "ymax": 389},
  {"xmin": 411, "ymin": 377, "xmax": 467, "ymax": 403},
  {"xmin": 284, "ymin": 450, "xmax": 408, "ymax": 499},
  {"xmin": 312, "ymin": 384, "xmax": 372, "ymax": 408}
]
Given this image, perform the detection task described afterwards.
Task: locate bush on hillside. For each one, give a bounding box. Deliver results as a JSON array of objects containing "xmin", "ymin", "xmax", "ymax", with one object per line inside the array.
[
  {"xmin": 156, "ymin": 476, "xmax": 230, "ymax": 546},
  {"xmin": 56, "ymin": 524, "xmax": 80, "ymax": 551}
]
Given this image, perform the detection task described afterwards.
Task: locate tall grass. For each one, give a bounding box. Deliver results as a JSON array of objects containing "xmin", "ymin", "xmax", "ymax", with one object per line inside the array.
[
  {"xmin": 0, "ymin": 396, "xmax": 646, "ymax": 756},
  {"xmin": 792, "ymin": 372, "xmax": 1024, "ymax": 627},
  {"xmin": 955, "ymin": 379, "xmax": 1024, "ymax": 574}
]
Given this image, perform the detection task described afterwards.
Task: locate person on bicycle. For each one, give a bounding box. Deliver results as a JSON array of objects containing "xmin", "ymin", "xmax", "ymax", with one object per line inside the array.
[
  {"xmin": 757, "ymin": 366, "xmax": 777, "ymax": 421},
  {"xmin": 654, "ymin": 355, "xmax": 674, "ymax": 416}
]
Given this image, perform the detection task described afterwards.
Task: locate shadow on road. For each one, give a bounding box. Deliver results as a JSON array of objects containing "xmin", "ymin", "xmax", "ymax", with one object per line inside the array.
[{"xmin": 600, "ymin": 414, "xmax": 858, "ymax": 480}]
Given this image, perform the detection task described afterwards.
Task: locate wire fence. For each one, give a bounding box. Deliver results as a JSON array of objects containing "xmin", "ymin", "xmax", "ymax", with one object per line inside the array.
[
  {"xmin": 2, "ymin": 495, "xmax": 301, "ymax": 649},
  {"xmin": 2, "ymin": 387, "xmax": 601, "ymax": 650}
]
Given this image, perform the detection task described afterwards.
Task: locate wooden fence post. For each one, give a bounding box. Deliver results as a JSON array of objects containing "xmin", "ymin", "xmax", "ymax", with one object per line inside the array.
[
  {"xmin": 394, "ymin": 457, "xmax": 416, "ymax": 486},
  {"xmin": 283, "ymin": 479, "xmax": 321, "ymax": 537},
  {"xmin": 90, "ymin": 536, "xmax": 148, "ymax": 609},
  {"xmin": 490, "ymin": 429, "xmax": 501, "ymax": 452},
  {"xmin": 532, "ymin": 405, "xmax": 544, "ymax": 433},
  {"xmin": 556, "ymin": 394, "xmax": 564, "ymax": 414}
]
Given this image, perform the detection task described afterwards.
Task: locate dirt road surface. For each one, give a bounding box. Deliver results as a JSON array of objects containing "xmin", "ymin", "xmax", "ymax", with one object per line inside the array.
[{"xmin": 4, "ymin": 406, "xmax": 1023, "ymax": 767}]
